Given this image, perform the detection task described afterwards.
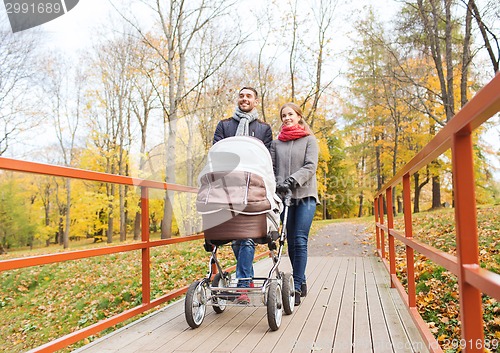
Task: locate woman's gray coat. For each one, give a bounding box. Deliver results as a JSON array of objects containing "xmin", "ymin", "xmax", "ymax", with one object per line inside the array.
[{"xmin": 270, "ymin": 135, "xmax": 319, "ymax": 204}]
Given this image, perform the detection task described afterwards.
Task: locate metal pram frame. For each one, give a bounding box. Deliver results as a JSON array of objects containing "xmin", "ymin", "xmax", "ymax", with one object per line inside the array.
[{"xmin": 184, "ymin": 192, "xmax": 294, "ymax": 331}]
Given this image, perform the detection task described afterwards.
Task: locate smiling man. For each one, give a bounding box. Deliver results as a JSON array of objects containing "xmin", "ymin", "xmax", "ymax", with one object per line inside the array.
[
  {"xmin": 211, "ymin": 86, "xmax": 272, "ymax": 304},
  {"xmin": 213, "ymin": 86, "xmax": 272, "ymax": 149}
]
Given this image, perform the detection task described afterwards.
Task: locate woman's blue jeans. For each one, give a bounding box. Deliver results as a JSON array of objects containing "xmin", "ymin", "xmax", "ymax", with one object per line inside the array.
[
  {"xmin": 283, "ymin": 197, "xmax": 316, "ymax": 292},
  {"xmin": 231, "ymin": 239, "xmax": 255, "ymax": 288}
]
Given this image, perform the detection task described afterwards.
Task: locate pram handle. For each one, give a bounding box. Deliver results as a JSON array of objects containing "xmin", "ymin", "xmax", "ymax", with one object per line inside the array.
[{"xmin": 277, "ymin": 188, "xmax": 292, "ymax": 207}]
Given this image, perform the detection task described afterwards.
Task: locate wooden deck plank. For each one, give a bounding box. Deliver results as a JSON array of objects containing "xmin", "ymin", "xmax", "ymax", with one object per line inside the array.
[
  {"xmin": 188, "ymin": 308, "xmax": 260, "ymax": 353},
  {"xmin": 291, "ymin": 257, "xmax": 341, "ymax": 352},
  {"xmin": 353, "ymin": 257, "xmax": 372, "ymax": 353},
  {"xmin": 86, "ymin": 300, "xmax": 186, "ymax": 352},
  {"xmin": 165, "ymin": 307, "xmax": 245, "ymax": 352},
  {"xmin": 213, "ymin": 307, "xmax": 266, "ymax": 353},
  {"xmin": 249, "ymin": 257, "xmax": 327, "ymax": 353},
  {"xmin": 273, "ymin": 257, "xmax": 332, "ymax": 352},
  {"xmin": 137, "ymin": 310, "xmax": 222, "ymax": 352},
  {"xmin": 365, "ymin": 257, "xmax": 395, "ymax": 353},
  {"xmin": 272, "ymin": 257, "xmax": 329, "ymax": 352},
  {"xmin": 389, "ymin": 289, "xmax": 430, "ymax": 353},
  {"xmin": 74, "ymin": 256, "xmax": 430, "ymax": 353},
  {"xmin": 332, "ymin": 257, "xmax": 356, "ymax": 353},
  {"xmin": 370, "ymin": 257, "xmax": 429, "ymax": 353},
  {"xmin": 314, "ymin": 256, "xmax": 350, "ymax": 351}
]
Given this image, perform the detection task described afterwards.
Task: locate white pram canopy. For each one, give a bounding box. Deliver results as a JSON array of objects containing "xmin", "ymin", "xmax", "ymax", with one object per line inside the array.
[{"xmin": 197, "ymin": 136, "xmax": 282, "ymax": 239}]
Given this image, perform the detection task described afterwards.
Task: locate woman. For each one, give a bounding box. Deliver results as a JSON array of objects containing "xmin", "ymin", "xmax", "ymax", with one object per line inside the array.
[{"xmin": 270, "ymin": 102, "xmax": 319, "ymax": 306}]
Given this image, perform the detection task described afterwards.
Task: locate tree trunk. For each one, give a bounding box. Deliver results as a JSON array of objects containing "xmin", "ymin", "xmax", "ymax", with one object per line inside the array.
[
  {"xmin": 431, "ymin": 174, "xmax": 441, "ymax": 209},
  {"xmin": 63, "ymin": 179, "xmax": 71, "ymax": 249},
  {"xmin": 461, "ymin": 0, "xmax": 473, "ymax": 107},
  {"xmin": 413, "ymin": 171, "xmax": 430, "ymax": 213},
  {"xmin": 58, "ymin": 215, "xmax": 64, "ymax": 245},
  {"xmin": 358, "ymin": 192, "xmax": 364, "ymax": 218},
  {"xmin": 470, "ymin": 0, "xmax": 499, "ymax": 73},
  {"xmin": 44, "ymin": 193, "xmax": 51, "ymax": 247},
  {"xmin": 161, "ymin": 193, "xmax": 174, "ymax": 239},
  {"xmin": 120, "ymin": 184, "xmax": 126, "ymax": 242},
  {"xmin": 375, "ymin": 135, "xmax": 383, "ymax": 191},
  {"xmin": 161, "ymin": 120, "xmax": 177, "ymax": 239},
  {"xmin": 107, "ymin": 184, "xmax": 115, "ymax": 243},
  {"xmin": 134, "ymin": 210, "xmax": 141, "ymax": 240}
]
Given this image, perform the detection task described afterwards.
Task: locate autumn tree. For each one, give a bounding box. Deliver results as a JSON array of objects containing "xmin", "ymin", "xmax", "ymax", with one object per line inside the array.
[
  {"xmin": 42, "ymin": 55, "xmax": 86, "ymax": 248},
  {"xmin": 345, "ymin": 8, "xmax": 390, "ymax": 207},
  {"xmin": 0, "ymin": 21, "xmax": 40, "ymax": 156},
  {"xmin": 396, "ymin": 0, "xmax": 487, "ymax": 208},
  {"xmin": 0, "ymin": 176, "xmax": 37, "ymax": 252},
  {"xmin": 125, "ymin": 35, "xmax": 161, "ymax": 240},
  {"xmin": 125, "ymin": 0, "xmax": 245, "ymax": 239},
  {"xmin": 463, "ymin": 0, "xmax": 499, "ymax": 74},
  {"xmin": 88, "ymin": 34, "xmax": 135, "ymax": 243}
]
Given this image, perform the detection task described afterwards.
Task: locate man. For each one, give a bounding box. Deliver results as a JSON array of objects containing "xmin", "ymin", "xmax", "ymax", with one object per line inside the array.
[
  {"xmin": 212, "ymin": 86, "xmax": 272, "ymax": 304},
  {"xmin": 213, "ymin": 87, "xmax": 272, "ymax": 147}
]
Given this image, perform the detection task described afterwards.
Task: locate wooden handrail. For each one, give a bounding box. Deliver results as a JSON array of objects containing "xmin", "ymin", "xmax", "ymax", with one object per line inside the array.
[
  {"xmin": 0, "ymin": 156, "xmax": 198, "ymax": 193},
  {"xmin": 374, "ymin": 73, "xmax": 500, "ymax": 353},
  {"xmin": 0, "ymin": 157, "xmax": 201, "ymax": 352}
]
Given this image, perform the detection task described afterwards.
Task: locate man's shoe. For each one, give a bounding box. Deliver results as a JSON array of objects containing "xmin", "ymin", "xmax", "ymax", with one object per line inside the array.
[
  {"xmin": 300, "ymin": 282, "xmax": 307, "ymax": 297},
  {"xmin": 294, "ymin": 291, "xmax": 301, "ymax": 306},
  {"xmin": 235, "ymin": 293, "xmax": 250, "ymax": 304}
]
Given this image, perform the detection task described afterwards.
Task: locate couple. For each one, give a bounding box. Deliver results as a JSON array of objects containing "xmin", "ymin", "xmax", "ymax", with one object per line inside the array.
[{"xmin": 213, "ymin": 87, "xmax": 318, "ymax": 306}]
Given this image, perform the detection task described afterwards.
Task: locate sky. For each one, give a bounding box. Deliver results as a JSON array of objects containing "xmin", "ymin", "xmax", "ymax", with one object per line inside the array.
[{"xmin": 36, "ymin": 0, "xmax": 400, "ymax": 53}]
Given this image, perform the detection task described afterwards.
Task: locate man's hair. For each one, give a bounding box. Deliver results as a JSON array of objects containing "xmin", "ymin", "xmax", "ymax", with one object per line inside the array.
[{"xmin": 239, "ymin": 86, "xmax": 258, "ymax": 99}]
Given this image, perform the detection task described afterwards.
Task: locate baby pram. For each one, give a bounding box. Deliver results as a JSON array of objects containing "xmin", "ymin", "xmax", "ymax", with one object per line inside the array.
[{"xmin": 184, "ymin": 136, "xmax": 294, "ymax": 331}]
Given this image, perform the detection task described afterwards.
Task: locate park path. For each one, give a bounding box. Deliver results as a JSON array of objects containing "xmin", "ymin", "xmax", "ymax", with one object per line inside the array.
[{"xmin": 308, "ymin": 221, "xmax": 374, "ymax": 257}]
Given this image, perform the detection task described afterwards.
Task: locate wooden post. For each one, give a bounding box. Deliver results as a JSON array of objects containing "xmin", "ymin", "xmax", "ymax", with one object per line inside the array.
[
  {"xmin": 403, "ymin": 174, "xmax": 416, "ymax": 307},
  {"xmin": 452, "ymin": 130, "xmax": 484, "ymax": 352},
  {"xmin": 141, "ymin": 186, "xmax": 151, "ymax": 304},
  {"xmin": 386, "ymin": 187, "xmax": 395, "ymax": 288}
]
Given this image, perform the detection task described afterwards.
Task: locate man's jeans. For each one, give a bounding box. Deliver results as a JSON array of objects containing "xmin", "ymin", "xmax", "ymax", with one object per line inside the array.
[
  {"xmin": 231, "ymin": 238, "xmax": 255, "ymax": 288},
  {"xmin": 283, "ymin": 197, "xmax": 316, "ymax": 292}
]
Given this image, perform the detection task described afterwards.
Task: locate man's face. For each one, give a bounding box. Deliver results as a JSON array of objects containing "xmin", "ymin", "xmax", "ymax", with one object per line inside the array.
[{"xmin": 238, "ymin": 89, "xmax": 258, "ymax": 112}]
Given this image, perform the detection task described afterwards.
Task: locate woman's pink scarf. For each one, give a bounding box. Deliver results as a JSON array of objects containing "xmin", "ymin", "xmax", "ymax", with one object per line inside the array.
[{"xmin": 278, "ymin": 124, "xmax": 310, "ymax": 141}]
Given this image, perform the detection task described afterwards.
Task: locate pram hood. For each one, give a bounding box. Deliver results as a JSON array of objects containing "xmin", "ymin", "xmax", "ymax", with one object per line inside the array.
[
  {"xmin": 197, "ymin": 136, "xmax": 281, "ymax": 239},
  {"xmin": 198, "ymin": 136, "xmax": 276, "ymax": 198}
]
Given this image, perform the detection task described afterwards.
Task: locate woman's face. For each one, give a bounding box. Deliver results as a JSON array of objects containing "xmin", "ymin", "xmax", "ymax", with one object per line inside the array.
[{"xmin": 281, "ymin": 106, "xmax": 301, "ymax": 127}]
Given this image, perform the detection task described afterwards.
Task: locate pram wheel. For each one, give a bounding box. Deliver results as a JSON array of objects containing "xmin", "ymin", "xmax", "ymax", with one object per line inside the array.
[
  {"xmin": 185, "ymin": 280, "xmax": 207, "ymax": 328},
  {"xmin": 212, "ymin": 272, "xmax": 230, "ymax": 314},
  {"xmin": 281, "ymin": 272, "xmax": 294, "ymax": 315},
  {"xmin": 267, "ymin": 281, "xmax": 283, "ymax": 331}
]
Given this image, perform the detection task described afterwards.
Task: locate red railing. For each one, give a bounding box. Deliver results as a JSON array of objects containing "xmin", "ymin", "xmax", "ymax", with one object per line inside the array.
[
  {"xmin": 0, "ymin": 157, "xmax": 269, "ymax": 352},
  {"xmin": 374, "ymin": 73, "xmax": 500, "ymax": 353}
]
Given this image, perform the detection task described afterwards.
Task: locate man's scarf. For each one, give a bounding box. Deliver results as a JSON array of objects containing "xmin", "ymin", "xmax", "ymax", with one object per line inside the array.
[{"xmin": 232, "ymin": 107, "xmax": 258, "ymax": 136}]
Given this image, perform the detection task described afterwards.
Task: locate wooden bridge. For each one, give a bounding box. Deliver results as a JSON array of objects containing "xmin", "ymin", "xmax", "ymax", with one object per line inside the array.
[{"xmin": 73, "ymin": 255, "xmax": 430, "ymax": 353}]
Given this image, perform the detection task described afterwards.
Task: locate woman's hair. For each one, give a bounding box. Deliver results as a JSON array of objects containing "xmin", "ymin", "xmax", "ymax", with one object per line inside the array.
[{"xmin": 280, "ymin": 102, "xmax": 313, "ymax": 134}]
